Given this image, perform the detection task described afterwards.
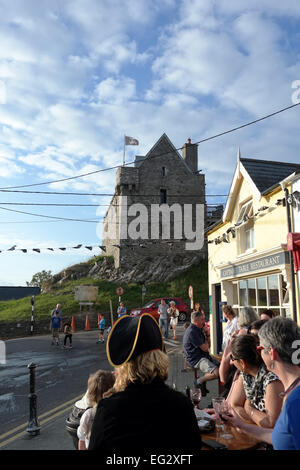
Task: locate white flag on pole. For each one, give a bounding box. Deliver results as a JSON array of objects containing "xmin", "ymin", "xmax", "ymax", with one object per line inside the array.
[{"xmin": 124, "ymin": 135, "xmax": 139, "ymax": 146}]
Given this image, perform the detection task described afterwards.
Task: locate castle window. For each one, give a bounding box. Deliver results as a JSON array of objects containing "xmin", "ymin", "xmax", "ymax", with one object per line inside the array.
[
  {"xmin": 160, "ymin": 189, "xmax": 167, "ymax": 204},
  {"xmin": 162, "ymin": 167, "xmax": 166, "ymax": 177}
]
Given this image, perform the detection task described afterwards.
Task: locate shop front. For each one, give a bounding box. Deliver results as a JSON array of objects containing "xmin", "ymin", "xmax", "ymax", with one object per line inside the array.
[{"xmin": 219, "ymin": 249, "xmax": 291, "ymax": 317}]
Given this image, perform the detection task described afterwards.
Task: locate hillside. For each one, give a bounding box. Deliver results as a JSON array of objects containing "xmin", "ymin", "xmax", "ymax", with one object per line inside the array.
[{"xmin": 0, "ymin": 258, "xmax": 208, "ymax": 322}]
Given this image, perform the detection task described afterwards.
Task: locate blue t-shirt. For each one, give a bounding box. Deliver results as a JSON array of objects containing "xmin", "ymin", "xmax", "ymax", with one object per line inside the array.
[
  {"xmin": 183, "ymin": 323, "xmax": 210, "ymax": 367},
  {"xmin": 51, "ymin": 308, "xmax": 62, "ymax": 318},
  {"xmin": 51, "ymin": 316, "xmax": 61, "ymax": 329},
  {"xmin": 117, "ymin": 307, "xmax": 127, "ymax": 318},
  {"xmin": 272, "ymin": 386, "xmax": 300, "ymax": 450},
  {"xmin": 99, "ymin": 318, "xmax": 106, "ymax": 330}
]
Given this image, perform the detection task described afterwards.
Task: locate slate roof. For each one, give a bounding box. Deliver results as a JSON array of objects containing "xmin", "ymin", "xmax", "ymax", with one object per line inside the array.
[{"xmin": 241, "ymin": 158, "xmax": 300, "ymax": 194}]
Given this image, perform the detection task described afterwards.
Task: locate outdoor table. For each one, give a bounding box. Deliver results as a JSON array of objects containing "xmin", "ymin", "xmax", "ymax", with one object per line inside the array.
[{"xmin": 200, "ymin": 423, "xmax": 262, "ymax": 450}]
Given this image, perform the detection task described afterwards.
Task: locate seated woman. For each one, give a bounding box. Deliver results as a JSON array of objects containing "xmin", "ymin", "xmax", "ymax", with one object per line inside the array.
[
  {"xmin": 89, "ymin": 313, "xmax": 202, "ymax": 454},
  {"xmin": 218, "ymin": 306, "xmax": 258, "ymax": 392},
  {"xmin": 260, "ymin": 309, "xmax": 275, "ymax": 321},
  {"xmin": 228, "ymin": 334, "xmax": 284, "ymax": 428},
  {"xmin": 238, "ymin": 306, "xmax": 259, "ymax": 335},
  {"xmin": 223, "ymin": 317, "xmax": 300, "ymax": 450}
]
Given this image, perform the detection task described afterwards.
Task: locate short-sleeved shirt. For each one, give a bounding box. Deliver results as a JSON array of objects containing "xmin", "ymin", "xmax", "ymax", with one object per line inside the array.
[
  {"xmin": 99, "ymin": 318, "xmax": 105, "ymax": 330},
  {"xmin": 77, "ymin": 407, "xmax": 96, "ymax": 449},
  {"xmin": 51, "ymin": 308, "xmax": 62, "ymax": 318},
  {"xmin": 222, "ymin": 316, "xmax": 239, "ymax": 350},
  {"xmin": 183, "ymin": 323, "xmax": 210, "ymax": 367},
  {"xmin": 117, "ymin": 307, "xmax": 127, "ymax": 318},
  {"xmin": 51, "ymin": 316, "xmax": 61, "ymax": 329},
  {"xmin": 158, "ymin": 304, "xmax": 168, "ymax": 320},
  {"xmin": 272, "ymin": 386, "xmax": 300, "ymax": 450},
  {"xmin": 242, "ymin": 363, "xmax": 280, "ymax": 412}
]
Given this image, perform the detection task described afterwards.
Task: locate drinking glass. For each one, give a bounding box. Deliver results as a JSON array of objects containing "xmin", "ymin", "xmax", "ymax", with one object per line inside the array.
[
  {"xmin": 191, "ymin": 388, "xmax": 202, "ymax": 408},
  {"xmin": 212, "ymin": 397, "xmax": 225, "ymax": 433},
  {"xmin": 219, "ymin": 400, "xmax": 233, "ymax": 439}
]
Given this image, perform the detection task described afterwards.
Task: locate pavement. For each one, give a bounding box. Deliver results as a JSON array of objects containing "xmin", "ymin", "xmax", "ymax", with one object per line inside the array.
[{"xmin": 0, "ymin": 324, "xmax": 218, "ymax": 451}]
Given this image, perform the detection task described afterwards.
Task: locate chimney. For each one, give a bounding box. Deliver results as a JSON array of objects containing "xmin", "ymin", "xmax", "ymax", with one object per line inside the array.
[{"xmin": 182, "ymin": 138, "xmax": 198, "ymax": 173}]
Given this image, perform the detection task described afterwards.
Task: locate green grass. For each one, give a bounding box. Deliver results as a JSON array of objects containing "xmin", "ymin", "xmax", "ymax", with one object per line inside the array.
[{"xmin": 0, "ymin": 261, "xmax": 208, "ymax": 322}]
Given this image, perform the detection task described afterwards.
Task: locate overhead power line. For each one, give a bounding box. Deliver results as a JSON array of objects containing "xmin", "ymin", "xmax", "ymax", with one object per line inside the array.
[
  {"xmin": 0, "ymin": 206, "xmax": 100, "ymax": 223},
  {"xmin": 0, "ymin": 189, "xmax": 228, "ymax": 197},
  {"xmin": 0, "ymin": 101, "xmax": 299, "ymax": 191}
]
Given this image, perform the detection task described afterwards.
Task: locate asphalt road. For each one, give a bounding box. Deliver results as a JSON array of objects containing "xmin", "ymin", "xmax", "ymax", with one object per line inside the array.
[{"xmin": 0, "ymin": 329, "xmax": 112, "ymax": 436}]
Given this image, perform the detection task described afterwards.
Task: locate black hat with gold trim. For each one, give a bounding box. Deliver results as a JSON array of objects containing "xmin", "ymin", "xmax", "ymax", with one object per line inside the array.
[{"xmin": 106, "ymin": 313, "xmax": 164, "ymax": 367}]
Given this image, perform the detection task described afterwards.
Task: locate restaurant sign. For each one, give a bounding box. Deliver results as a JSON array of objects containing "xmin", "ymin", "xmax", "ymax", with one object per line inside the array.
[{"xmin": 220, "ymin": 251, "xmax": 290, "ymax": 279}]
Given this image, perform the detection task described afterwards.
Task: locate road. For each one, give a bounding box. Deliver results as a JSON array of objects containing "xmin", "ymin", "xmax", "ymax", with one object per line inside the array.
[
  {"xmin": 0, "ymin": 329, "xmax": 113, "ymax": 436},
  {"xmin": 0, "ymin": 328, "xmax": 182, "ymax": 438}
]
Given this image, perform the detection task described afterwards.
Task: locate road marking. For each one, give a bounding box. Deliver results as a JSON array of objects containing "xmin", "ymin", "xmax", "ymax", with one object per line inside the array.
[{"xmin": 0, "ymin": 392, "xmax": 84, "ymax": 446}]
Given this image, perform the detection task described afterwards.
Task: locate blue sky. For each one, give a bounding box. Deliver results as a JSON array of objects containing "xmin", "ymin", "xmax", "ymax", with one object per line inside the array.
[{"xmin": 0, "ymin": 0, "xmax": 300, "ymax": 285}]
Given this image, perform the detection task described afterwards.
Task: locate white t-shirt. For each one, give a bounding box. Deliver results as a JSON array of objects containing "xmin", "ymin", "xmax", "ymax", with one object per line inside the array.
[
  {"xmin": 222, "ymin": 316, "xmax": 239, "ymax": 351},
  {"xmin": 77, "ymin": 407, "xmax": 97, "ymax": 449}
]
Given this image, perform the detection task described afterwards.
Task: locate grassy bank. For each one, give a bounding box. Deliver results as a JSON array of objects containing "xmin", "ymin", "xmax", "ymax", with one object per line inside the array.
[{"xmin": 0, "ymin": 261, "xmax": 208, "ymax": 322}]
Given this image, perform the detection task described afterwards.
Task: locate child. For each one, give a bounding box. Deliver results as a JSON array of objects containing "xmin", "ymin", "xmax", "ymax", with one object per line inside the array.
[
  {"xmin": 77, "ymin": 370, "xmax": 115, "ymax": 450},
  {"xmin": 63, "ymin": 321, "xmax": 73, "ymax": 349},
  {"xmin": 97, "ymin": 314, "xmax": 106, "ymax": 343},
  {"xmin": 181, "ymin": 321, "xmax": 190, "ymax": 372}
]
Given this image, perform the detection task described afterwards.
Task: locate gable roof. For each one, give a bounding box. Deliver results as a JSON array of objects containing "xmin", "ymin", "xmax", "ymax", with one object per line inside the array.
[
  {"xmin": 136, "ymin": 133, "xmax": 194, "ymax": 174},
  {"xmin": 222, "ymin": 152, "xmax": 300, "ymax": 223},
  {"xmin": 241, "ymin": 158, "xmax": 300, "ymax": 195}
]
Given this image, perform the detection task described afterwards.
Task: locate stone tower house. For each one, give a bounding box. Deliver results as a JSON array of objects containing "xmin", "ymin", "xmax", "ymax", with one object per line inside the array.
[{"xmin": 102, "ymin": 134, "xmax": 207, "ymax": 271}]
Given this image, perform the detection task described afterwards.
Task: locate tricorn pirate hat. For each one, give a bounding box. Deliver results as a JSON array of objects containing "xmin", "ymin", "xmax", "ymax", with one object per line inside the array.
[{"xmin": 106, "ymin": 313, "xmax": 164, "ymax": 367}]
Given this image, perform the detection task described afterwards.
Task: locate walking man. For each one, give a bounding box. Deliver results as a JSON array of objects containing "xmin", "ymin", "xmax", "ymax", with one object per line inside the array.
[
  {"xmin": 183, "ymin": 310, "xmax": 219, "ymax": 397},
  {"xmin": 51, "ymin": 303, "xmax": 62, "ymax": 319},
  {"xmin": 158, "ymin": 299, "xmax": 169, "ymax": 339},
  {"xmin": 50, "ymin": 310, "xmax": 62, "ymax": 346}
]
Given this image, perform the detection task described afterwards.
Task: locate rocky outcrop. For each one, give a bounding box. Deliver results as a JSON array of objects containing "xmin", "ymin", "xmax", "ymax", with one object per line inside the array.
[{"xmin": 44, "ymin": 252, "xmax": 206, "ymax": 290}]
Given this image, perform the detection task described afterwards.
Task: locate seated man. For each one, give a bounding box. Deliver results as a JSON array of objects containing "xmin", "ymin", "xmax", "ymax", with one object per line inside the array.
[{"xmin": 183, "ymin": 311, "xmax": 219, "ymax": 396}]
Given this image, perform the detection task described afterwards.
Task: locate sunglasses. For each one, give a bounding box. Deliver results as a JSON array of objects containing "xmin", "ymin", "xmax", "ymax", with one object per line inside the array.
[{"xmin": 230, "ymin": 354, "xmax": 239, "ymax": 362}]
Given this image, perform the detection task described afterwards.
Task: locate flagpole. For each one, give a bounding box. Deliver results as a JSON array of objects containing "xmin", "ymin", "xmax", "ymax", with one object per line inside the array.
[{"xmin": 123, "ymin": 135, "xmax": 125, "ymax": 166}]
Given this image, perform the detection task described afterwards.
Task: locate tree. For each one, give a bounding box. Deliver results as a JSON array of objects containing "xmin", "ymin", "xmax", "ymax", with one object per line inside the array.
[{"xmin": 26, "ymin": 270, "xmax": 52, "ymax": 288}]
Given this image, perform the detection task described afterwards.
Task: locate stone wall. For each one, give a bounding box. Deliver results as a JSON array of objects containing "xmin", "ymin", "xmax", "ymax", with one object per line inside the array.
[{"xmin": 0, "ymin": 311, "xmax": 113, "ymax": 340}]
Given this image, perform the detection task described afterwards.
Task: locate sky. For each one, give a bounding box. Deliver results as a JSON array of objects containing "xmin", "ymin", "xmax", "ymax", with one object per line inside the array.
[{"xmin": 0, "ymin": 0, "xmax": 300, "ymax": 286}]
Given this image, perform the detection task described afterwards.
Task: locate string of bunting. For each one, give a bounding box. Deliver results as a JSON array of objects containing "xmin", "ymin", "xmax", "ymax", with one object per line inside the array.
[
  {"xmin": 207, "ymin": 191, "xmax": 300, "ymax": 246},
  {"xmin": 0, "ymin": 244, "xmax": 107, "ymax": 254}
]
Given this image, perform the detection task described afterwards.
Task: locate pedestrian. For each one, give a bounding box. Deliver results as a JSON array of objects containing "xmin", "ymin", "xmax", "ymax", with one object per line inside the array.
[
  {"xmin": 77, "ymin": 370, "xmax": 115, "ymax": 450},
  {"xmin": 183, "ymin": 310, "xmax": 219, "ymax": 397},
  {"xmin": 158, "ymin": 298, "xmax": 169, "ymax": 339},
  {"xmin": 51, "ymin": 303, "xmax": 62, "ymax": 319},
  {"xmin": 63, "ymin": 320, "xmax": 73, "ymax": 349},
  {"xmin": 88, "ymin": 313, "xmax": 202, "ymax": 455},
  {"xmin": 50, "ymin": 310, "xmax": 62, "ymax": 346},
  {"xmin": 167, "ymin": 301, "xmax": 179, "ymax": 340},
  {"xmin": 117, "ymin": 301, "xmax": 127, "ymax": 318},
  {"xmin": 97, "ymin": 314, "xmax": 106, "ymax": 343}
]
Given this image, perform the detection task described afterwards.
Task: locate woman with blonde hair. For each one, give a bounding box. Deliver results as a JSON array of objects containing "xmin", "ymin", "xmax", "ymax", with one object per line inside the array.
[{"xmin": 89, "ymin": 314, "xmax": 202, "ymax": 454}]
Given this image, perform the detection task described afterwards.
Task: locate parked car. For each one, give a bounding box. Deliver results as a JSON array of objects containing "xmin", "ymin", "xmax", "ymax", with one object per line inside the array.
[{"xmin": 130, "ymin": 297, "xmax": 190, "ymax": 322}]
